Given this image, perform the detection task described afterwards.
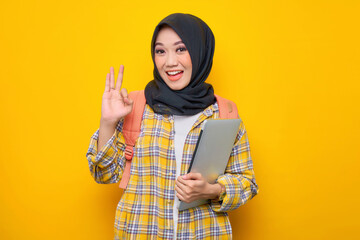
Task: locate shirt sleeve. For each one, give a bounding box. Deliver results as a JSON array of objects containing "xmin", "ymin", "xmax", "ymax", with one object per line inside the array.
[
  {"xmin": 86, "ymin": 120, "xmax": 127, "ymax": 184},
  {"xmin": 211, "ymin": 119, "xmax": 259, "ymax": 212}
]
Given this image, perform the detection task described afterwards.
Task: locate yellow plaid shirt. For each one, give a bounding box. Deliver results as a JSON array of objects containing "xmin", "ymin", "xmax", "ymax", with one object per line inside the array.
[{"xmin": 86, "ymin": 102, "xmax": 258, "ymax": 239}]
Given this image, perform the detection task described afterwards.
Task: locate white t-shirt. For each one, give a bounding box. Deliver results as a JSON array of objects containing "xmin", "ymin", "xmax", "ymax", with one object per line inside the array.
[{"xmin": 172, "ymin": 112, "xmax": 201, "ymax": 239}]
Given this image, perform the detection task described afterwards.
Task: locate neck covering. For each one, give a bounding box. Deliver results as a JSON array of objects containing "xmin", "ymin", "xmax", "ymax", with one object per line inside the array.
[{"xmin": 144, "ymin": 13, "xmax": 216, "ymax": 116}]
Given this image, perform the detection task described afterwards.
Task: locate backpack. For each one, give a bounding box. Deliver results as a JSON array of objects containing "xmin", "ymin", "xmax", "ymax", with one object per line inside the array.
[{"xmin": 119, "ymin": 90, "xmax": 239, "ymax": 189}]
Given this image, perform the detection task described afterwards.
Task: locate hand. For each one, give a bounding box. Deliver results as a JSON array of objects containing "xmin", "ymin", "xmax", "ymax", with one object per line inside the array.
[
  {"xmin": 175, "ymin": 173, "xmax": 222, "ymax": 203},
  {"xmin": 100, "ymin": 65, "xmax": 133, "ymax": 125}
]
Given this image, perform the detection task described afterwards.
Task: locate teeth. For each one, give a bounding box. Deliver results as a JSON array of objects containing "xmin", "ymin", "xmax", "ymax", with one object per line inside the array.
[{"xmin": 167, "ymin": 71, "xmax": 182, "ymax": 76}]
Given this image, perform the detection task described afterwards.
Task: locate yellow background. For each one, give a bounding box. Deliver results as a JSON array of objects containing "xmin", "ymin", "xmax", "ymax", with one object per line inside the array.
[{"xmin": 1, "ymin": 0, "xmax": 359, "ymax": 239}]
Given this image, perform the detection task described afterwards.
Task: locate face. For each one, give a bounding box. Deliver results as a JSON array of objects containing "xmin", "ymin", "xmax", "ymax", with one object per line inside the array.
[{"xmin": 154, "ymin": 26, "xmax": 192, "ymax": 91}]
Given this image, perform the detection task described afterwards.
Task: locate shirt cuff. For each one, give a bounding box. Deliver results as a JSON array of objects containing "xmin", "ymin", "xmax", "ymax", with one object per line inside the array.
[
  {"xmin": 210, "ymin": 174, "xmax": 235, "ymax": 212},
  {"xmin": 88, "ymin": 120, "xmax": 126, "ymax": 168}
]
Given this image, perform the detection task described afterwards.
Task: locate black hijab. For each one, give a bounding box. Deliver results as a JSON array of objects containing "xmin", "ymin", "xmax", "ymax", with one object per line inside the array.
[{"xmin": 144, "ymin": 13, "xmax": 216, "ymax": 116}]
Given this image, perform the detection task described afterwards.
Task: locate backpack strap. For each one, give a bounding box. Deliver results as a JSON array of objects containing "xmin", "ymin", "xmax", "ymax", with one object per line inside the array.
[
  {"xmin": 119, "ymin": 90, "xmax": 146, "ymax": 189},
  {"xmin": 215, "ymin": 94, "xmax": 239, "ymax": 119}
]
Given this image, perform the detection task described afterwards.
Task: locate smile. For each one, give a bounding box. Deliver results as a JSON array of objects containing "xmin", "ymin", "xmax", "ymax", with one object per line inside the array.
[
  {"xmin": 166, "ymin": 70, "xmax": 184, "ymax": 81},
  {"xmin": 166, "ymin": 70, "xmax": 183, "ymax": 76}
]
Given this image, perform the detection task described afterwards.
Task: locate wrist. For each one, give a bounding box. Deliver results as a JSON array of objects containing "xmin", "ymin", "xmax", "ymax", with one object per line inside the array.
[
  {"xmin": 100, "ymin": 118, "xmax": 120, "ymax": 128},
  {"xmin": 217, "ymin": 183, "xmax": 226, "ymax": 201},
  {"xmin": 208, "ymin": 183, "xmax": 223, "ymax": 200},
  {"xmin": 210, "ymin": 183, "xmax": 225, "ymax": 201}
]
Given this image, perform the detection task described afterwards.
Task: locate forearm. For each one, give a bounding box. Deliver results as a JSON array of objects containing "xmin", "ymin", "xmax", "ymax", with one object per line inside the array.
[
  {"xmin": 204, "ymin": 183, "xmax": 224, "ymax": 200},
  {"xmin": 98, "ymin": 118, "xmax": 119, "ymax": 152},
  {"xmin": 86, "ymin": 120, "xmax": 126, "ymax": 184},
  {"xmin": 211, "ymin": 121, "xmax": 258, "ymax": 211},
  {"xmin": 212, "ymin": 171, "xmax": 258, "ymax": 212}
]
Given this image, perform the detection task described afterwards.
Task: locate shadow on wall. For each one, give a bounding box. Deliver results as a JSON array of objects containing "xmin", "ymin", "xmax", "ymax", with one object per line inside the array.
[
  {"xmin": 229, "ymin": 200, "xmax": 259, "ymax": 238},
  {"xmin": 93, "ymin": 184, "xmax": 124, "ymax": 229}
]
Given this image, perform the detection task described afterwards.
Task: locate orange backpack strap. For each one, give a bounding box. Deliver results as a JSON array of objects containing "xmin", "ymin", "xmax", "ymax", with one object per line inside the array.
[
  {"xmin": 119, "ymin": 90, "xmax": 146, "ymax": 189},
  {"xmin": 215, "ymin": 94, "xmax": 239, "ymax": 119}
]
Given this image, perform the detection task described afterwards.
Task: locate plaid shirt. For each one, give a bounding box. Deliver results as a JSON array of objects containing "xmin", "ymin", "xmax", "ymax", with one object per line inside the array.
[{"xmin": 86, "ymin": 102, "xmax": 258, "ymax": 239}]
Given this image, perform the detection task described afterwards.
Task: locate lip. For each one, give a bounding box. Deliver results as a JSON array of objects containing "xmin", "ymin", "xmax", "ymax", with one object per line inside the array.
[{"xmin": 166, "ymin": 70, "xmax": 184, "ymax": 81}]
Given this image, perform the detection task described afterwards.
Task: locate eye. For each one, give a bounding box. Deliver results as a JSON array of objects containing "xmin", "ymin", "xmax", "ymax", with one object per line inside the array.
[
  {"xmin": 176, "ymin": 47, "xmax": 187, "ymax": 52},
  {"xmin": 155, "ymin": 49, "xmax": 165, "ymax": 54}
]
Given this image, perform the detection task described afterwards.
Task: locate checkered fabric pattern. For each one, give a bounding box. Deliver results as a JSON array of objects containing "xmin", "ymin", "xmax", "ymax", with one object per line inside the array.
[{"xmin": 86, "ymin": 102, "xmax": 258, "ymax": 239}]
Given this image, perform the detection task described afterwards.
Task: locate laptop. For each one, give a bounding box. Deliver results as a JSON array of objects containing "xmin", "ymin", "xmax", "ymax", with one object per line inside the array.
[{"xmin": 178, "ymin": 119, "xmax": 241, "ymax": 211}]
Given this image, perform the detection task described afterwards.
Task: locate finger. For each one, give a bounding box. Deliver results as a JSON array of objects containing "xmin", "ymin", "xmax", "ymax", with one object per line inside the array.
[
  {"xmin": 176, "ymin": 192, "xmax": 186, "ymax": 202},
  {"xmin": 120, "ymin": 88, "xmax": 128, "ymax": 99},
  {"xmin": 176, "ymin": 192, "xmax": 192, "ymax": 203},
  {"xmin": 110, "ymin": 67, "xmax": 115, "ymax": 89},
  {"xmin": 175, "ymin": 184, "xmax": 185, "ymax": 196},
  {"xmin": 105, "ymin": 73, "xmax": 110, "ymax": 92},
  {"xmin": 115, "ymin": 65, "xmax": 124, "ymax": 91},
  {"xmin": 177, "ymin": 176, "xmax": 189, "ymax": 187},
  {"xmin": 123, "ymin": 96, "xmax": 134, "ymax": 106},
  {"xmin": 183, "ymin": 172, "xmax": 202, "ymax": 180},
  {"xmin": 176, "ymin": 183, "xmax": 190, "ymax": 197},
  {"xmin": 121, "ymin": 88, "xmax": 134, "ymax": 106},
  {"xmin": 175, "ymin": 185, "xmax": 188, "ymax": 199}
]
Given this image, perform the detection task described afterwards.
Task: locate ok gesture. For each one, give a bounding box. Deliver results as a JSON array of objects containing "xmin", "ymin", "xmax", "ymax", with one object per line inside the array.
[{"xmin": 101, "ymin": 65, "xmax": 134, "ymax": 125}]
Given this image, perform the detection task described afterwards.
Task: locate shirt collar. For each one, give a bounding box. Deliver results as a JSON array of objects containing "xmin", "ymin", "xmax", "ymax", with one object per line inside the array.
[{"xmin": 203, "ymin": 102, "xmax": 219, "ymax": 118}]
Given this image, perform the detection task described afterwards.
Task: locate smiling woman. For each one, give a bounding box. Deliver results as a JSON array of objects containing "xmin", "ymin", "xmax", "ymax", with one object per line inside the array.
[
  {"xmin": 86, "ymin": 13, "xmax": 258, "ymax": 239},
  {"xmin": 154, "ymin": 26, "xmax": 192, "ymax": 91}
]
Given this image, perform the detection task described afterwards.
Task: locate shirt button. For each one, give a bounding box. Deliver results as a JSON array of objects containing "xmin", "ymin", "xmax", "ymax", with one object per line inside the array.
[{"xmin": 167, "ymin": 200, "xmax": 171, "ymax": 204}]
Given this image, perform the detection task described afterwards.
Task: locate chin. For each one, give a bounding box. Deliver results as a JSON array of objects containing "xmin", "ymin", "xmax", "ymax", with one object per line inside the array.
[{"xmin": 168, "ymin": 85, "xmax": 183, "ymax": 91}]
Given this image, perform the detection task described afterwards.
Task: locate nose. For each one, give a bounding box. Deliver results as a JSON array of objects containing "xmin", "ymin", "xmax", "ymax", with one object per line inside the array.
[{"xmin": 165, "ymin": 51, "xmax": 178, "ymax": 67}]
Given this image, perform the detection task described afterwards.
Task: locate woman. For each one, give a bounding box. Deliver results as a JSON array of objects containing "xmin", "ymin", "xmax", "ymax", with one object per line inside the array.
[{"xmin": 87, "ymin": 13, "xmax": 258, "ymax": 239}]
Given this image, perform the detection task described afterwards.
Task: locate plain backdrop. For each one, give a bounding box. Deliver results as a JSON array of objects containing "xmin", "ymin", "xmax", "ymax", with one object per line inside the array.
[{"xmin": 1, "ymin": 0, "xmax": 359, "ymax": 239}]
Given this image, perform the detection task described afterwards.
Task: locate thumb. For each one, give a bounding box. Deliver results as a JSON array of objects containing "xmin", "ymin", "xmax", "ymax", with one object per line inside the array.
[{"xmin": 124, "ymin": 96, "xmax": 133, "ymax": 106}]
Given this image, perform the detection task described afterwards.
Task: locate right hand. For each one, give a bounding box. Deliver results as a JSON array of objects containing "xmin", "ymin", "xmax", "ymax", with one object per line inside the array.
[{"xmin": 100, "ymin": 65, "xmax": 133, "ymax": 125}]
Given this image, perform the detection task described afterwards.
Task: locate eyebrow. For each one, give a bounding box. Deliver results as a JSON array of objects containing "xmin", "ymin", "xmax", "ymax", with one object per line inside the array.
[{"xmin": 154, "ymin": 41, "xmax": 184, "ymax": 47}]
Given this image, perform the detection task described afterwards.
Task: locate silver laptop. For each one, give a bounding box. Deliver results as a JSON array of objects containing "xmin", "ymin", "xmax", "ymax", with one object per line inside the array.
[{"xmin": 178, "ymin": 119, "xmax": 241, "ymax": 211}]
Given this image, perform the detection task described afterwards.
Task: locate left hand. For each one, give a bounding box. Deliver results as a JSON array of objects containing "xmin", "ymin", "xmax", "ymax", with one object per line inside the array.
[{"xmin": 175, "ymin": 173, "xmax": 221, "ymax": 203}]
